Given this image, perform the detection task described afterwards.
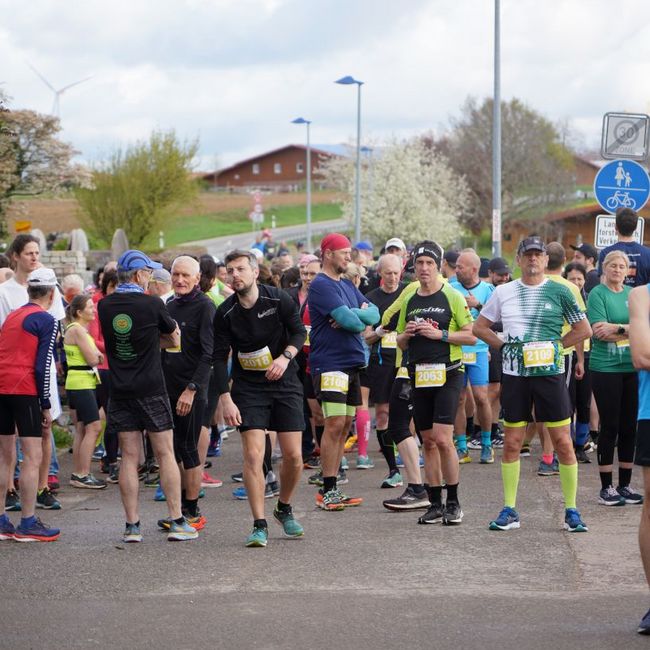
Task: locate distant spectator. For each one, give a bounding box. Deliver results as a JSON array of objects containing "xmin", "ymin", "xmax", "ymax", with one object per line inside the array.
[
  {"xmin": 257, "ymin": 263, "xmax": 277, "ymax": 287},
  {"xmin": 61, "ymin": 274, "xmax": 85, "ymax": 305},
  {"xmin": 281, "ymin": 266, "xmax": 300, "ymax": 290},
  {"xmin": 441, "ymin": 250, "xmax": 459, "ymax": 281},
  {"xmin": 570, "ymin": 243, "xmax": 599, "ymax": 294},
  {"xmin": 147, "ymin": 268, "xmax": 173, "ymax": 302}
]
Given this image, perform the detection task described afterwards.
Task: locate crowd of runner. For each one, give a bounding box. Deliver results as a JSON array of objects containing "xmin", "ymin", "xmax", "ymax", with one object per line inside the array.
[{"xmin": 2, "ymin": 206, "xmax": 650, "ymax": 633}]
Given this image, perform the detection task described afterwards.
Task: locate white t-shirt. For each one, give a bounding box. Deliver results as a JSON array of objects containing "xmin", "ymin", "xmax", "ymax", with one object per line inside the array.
[{"xmin": 0, "ymin": 278, "xmax": 66, "ymax": 418}]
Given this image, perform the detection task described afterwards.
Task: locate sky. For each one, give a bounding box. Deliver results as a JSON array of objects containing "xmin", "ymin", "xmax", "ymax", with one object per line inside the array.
[{"xmin": 2, "ymin": 0, "xmax": 650, "ymax": 171}]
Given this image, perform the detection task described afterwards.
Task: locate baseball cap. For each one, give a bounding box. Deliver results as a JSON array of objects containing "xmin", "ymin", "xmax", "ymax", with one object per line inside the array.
[
  {"xmin": 443, "ymin": 250, "xmax": 460, "ymax": 266},
  {"xmin": 385, "ymin": 237, "xmax": 406, "ymax": 252},
  {"xmin": 150, "ymin": 268, "xmax": 171, "ymax": 284},
  {"xmin": 354, "ymin": 241, "xmax": 373, "ymax": 252},
  {"xmin": 569, "ymin": 243, "xmax": 598, "ymax": 262},
  {"xmin": 517, "ymin": 236, "xmax": 546, "ymax": 256},
  {"xmin": 27, "ymin": 267, "xmax": 59, "ymax": 288},
  {"xmin": 488, "ymin": 257, "xmax": 511, "ymax": 275},
  {"xmin": 118, "ymin": 249, "xmax": 163, "ymax": 272}
]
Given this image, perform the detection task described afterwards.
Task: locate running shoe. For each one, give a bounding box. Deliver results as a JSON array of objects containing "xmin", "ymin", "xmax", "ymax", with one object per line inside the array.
[
  {"xmin": 618, "ymin": 485, "xmax": 643, "ymax": 504},
  {"xmin": 419, "ymin": 455, "xmax": 425, "ymax": 468},
  {"xmin": 480, "ymin": 445, "xmax": 494, "ymax": 464},
  {"xmin": 123, "ymin": 522, "xmax": 143, "ymax": 543},
  {"xmin": 356, "ymin": 455, "xmax": 374, "ymax": 469},
  {"xmin": 107, "ymin": 464, "xmax": 120, "ymax": 484},
  {"xmin": 273, "ymin": 505, "xmax": 304, "ymax": 538},
  {"xmin": 303, "ymin": 455, "xmax": 320, "ymax": 470},
  {"xmin": 168, "ymin": 519, "xmax": 199, "ymax": 541},
  {"xmin": 316, "ymin": 489, "xmax": 362, "ymax": 507},
  {"xmin": 583, "ymin": 440, "xmax": 596, "ymax": 453},
  {"xmin": 14, "ymin": 516, "xmax": 60, "ymax": 542},
  {"xmin": 201, "ymin": 472, "xmax": 223, "ymax": 488},
  {"xmin": 70, "ymin": 473, "xmax": 107, "ymax": 489},
  {"xmin": 457, "ymin": 450, "xmax": 471, "ymax": 464},
  {"xmin": 317, "ymin": 488, "xmax": 346, "ymax": 511},
  {"xmin": 143, "ymin": 473, "xmax": 160, "ymax": 487},
  {"xmin": 467, "ymin": 437, "xmax": 482, "ymax": 450},
  {"xmin": 442, "ymin": 501, "xmax": 463, "ymax": 525},
  {"xmin": 564, "ymin": 508, "xmax": 588, "ymax": 533},
  {"xmin": 395, "ymin": 453, "xmax": 405, "ymax": 468},
  {"xmin": 340, "ymin": 457, "xmax": 349, "ymax": 471},
  {"xmin": 337, "ymin": 469, "xmax": 349, "ymax": 485},
  {"xmin": 245, "ymin": 525, "xmax": 268, "ymax": 547},
  {"xmin": 638, "ymin": 608, "xmax": 650, "ymax": 635},
  {"xmin": 267, "ymin": 480, "xmax": 280, "ymax": 496},
  {"xmin": 599, "ymin": 485, "xmax": 625, "ymax": 506},
  {"xmin": 489, "ymin": 506, "xmax": 521, "ymax": 531},
  {"xmin": 0, "ymin": 514, "xmax": 15, "ymax": 540},
  {"xmin": 307, "ymin": 470, "xmax": 323, "ymax": 486},
  {"xmin": 158, "ymin": 515, "xmax": 206, "ymax": 531},
  {"xmin": 537, "ymin": 459, "xmax": 559, "ymax": 476},
  {"xmin": 519, "ymin": 445, "xmax": 531, "ymax": 457},
  {"xmin": 383, "ymin": 486, "xmax": 430, "ymax": 511},
  {"xmin": 198, "ymin": 488, "xmax": 206, "ymax": 499},
  {"xmin": 37, "ymin": 487, "xmax": 61, "ymax": 510},
  {"xmin": 417, "ymin": 502, "xmax": 444, "ymax": 524},
  {"xmin": 92, "ymin": 445, "xmax": 105, "ymax": 462},
  {"xmin": 343, "ymin": 434, "xmax": 357, "ymax": 452},
  {"xmin": 154, "ymin": 485, "xmax": 166, "ymax": 502},
  {"xmin": 575, "ymin": 447, "xmax": 591, "ymax": 464},
  {"xmin": 231, "ymin": 472, "xmax": 244, "ymax": 483},
  {"xmin": 206, "ymin": 440, "xmax": 220, "ymax": 457},
  {"xmin": 381, "ymin": 470, "xmax": 403, "ymax": 489},
  {"xmin": 232, "ymin": 484, "xmax": 275, "ymax": 500},
  {"xmin": 47, "ymin": 474, "xmax": 60, "ymax": 491},
  {"xmin": 5, "ymin": 489, "xmax": 20, "ymax": 512},
  {"xmin": 100, "ymin": 457, "xmax": 111, "ymax": 474},
  {"xmin": 492, "ymin": 431, "xmax": 505, "ymax": 448}
]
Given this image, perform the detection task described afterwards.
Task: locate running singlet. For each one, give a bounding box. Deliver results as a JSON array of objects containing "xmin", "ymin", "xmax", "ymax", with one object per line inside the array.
[
  {"xmin": 449, "ymin": 279, "xmax": 494, "ymax": 355},
  {"xmin": 396, "ymin": 282, "xmax": 472, "ymax": 368},
  {"xmin": 480, "ymin": 278, "xmax": 585, "ymax": 377}
]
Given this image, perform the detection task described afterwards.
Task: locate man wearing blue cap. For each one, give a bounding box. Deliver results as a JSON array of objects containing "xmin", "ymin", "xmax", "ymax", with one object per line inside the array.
[{"xmin": 98, "ymin": 250, "xmax": 197, "ymax": 543}]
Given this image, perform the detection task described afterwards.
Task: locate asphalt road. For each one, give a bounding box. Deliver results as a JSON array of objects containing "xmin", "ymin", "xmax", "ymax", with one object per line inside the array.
[
  {"xmin": 183, "ymin": 218, "xmax": 348, "ymax": 259},
  {"xmin": 1, "ymin": 437, "xmax": 649, "ymax": 650}
]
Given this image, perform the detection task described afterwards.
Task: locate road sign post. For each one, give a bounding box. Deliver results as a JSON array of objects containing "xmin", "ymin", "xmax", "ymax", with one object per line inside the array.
[
  {"xmin": 601, "ymin": 112, "xmax": 650, "ymax": 160},
  {"xmin": 594, "ymin": 159, "xmax": 650, "ymax": 214}
]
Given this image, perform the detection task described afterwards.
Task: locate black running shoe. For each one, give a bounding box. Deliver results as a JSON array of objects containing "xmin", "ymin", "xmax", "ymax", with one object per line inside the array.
[
  {"xmin": 384, "ymin": 486, "xmax": 430, "ymax": 511},
  {"xmin": 575, "ymin": 447, "xmax": 590, "ymax": 464},
  {"xmin": 417, "ymin": 502, "xmax": 444, "ymax": 524},
  {"xmin": 442, "ymin": 501, "xmax": 463, "ymax": 525}
]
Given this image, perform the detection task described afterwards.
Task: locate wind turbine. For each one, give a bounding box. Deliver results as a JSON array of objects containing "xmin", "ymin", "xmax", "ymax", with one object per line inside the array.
[{"xmin": 27, "ymin": 62, "xmax": 92, "ymax": 118}]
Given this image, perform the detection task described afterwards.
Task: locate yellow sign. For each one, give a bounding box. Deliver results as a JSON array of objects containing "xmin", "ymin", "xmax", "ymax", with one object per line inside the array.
[
  {"xmin": 462, "ymin": 351, "xmax": 477, "ymax": 365},
  {"xmin": 238, "ymin": 346, "xmax": 273, "ymax": 371},
  {"xmin": 523, "ymin": 341, "xmax": 555, "ymax": 368},
  {"xmin": 14, "ymin": 220, "xmax": 32, "ymax": 233},
  {"xmin": 381, "ymin": 331, "xmax": 398, "ymax": 349},
  {"xmin": 415, "ymin": 363, "xmax": 446, "ymax": 388},
  {"xmin": 320, "ymin": 371, "xmax": 349, "ymax": 394}
]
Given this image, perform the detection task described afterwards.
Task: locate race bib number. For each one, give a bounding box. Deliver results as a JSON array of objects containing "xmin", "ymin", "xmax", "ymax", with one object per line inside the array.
[
  {"xmin": 462, "ymin": 351, "xmax": 477, "ymax": 365},
  {"xmin": 166, "ymin": 331, "xmax": 181, "ymax": 354},
  {"xmin": 415, "ymin": 363, "xmax": 446, "ymax": 388},
  {"xmin": 304, "ymin": 325, "xmax": 311, "ymax": 348},
  {"xmin": 616, "ymin": 339, "xmax": 630, "ymax": 349},
  {"xmin": 381, "ymin": 331, "xmax": 397, "ymax": 350},
  {"xmin": 396, "ymin": 367, "xmax": 409, "ymax": 380},
  {"xmin": 320, "ymin": 371, "xmax": 349, "ymax": 394},
  {"xmin": 238, "ymin": 346, "xmax": 273, "ymax": 371},
  {"xmin": 523, "ymin": 341, "xmax": 555, "ymax": 368}
]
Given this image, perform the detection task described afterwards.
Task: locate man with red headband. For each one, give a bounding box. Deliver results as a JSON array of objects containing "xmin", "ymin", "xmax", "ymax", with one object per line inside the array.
[{"xmin": 308, "ymin": 233, "xmax": 380, "ymax": 510}]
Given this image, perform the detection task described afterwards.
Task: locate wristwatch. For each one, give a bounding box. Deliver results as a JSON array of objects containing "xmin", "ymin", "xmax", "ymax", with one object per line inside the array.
[
  {"xmin": 476, "ymin": 303, "xmax": 483, "ymax": 311},
  {"xmin": 282, "ymin": 349, "xmax": 294, "ymax": 360},
  {"xmin": 441, "ymin": 330, "xmax": 449, "ymax": 342},
  {"xmin": 617, "ymin": 326, "xmax": 626, "ymax": 335},
  {"xmin": 187, "ymin": 382, "xmax": 198, "ymax": 392}
]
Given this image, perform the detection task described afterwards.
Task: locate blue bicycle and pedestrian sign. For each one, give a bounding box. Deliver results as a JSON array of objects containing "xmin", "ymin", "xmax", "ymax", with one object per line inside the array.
[{"xmin": 594, "ymin": 159, "xmax": 650, "ymax": 214}]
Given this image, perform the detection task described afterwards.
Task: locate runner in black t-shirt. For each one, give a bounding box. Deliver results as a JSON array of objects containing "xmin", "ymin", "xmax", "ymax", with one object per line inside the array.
[
  {"xmin": 159, "ymin": 256, "xmax": 216, "ymax": 532},
  {"xmin": 99, "ymin": 249, "xmax": 197, "ymax": 543},
  {"xmin": 363, "ymin": 254, "xmax": 406, "ymax": 487},
  {"xmin": 214, "ymin": 250, "xmax": 306, "ymax": 548}
]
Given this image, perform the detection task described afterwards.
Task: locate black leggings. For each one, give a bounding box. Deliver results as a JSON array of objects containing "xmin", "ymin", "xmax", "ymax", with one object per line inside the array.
[{"xmin": 591, "ymin": 370, "xmax": 638, "ymax": 466}]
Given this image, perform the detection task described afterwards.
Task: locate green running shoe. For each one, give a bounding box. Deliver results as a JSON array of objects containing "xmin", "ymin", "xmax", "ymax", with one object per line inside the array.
[
  {"xmin": 273, "ymin": 505, "xmax": 304, "ymax": 538},
  {"xmin": 245, "ymin": 525, "xmax": 268, "ymax": 547}
]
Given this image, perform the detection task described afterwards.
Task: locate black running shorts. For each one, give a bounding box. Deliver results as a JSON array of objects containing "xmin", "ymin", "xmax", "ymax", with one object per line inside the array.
[
  {"xmin": 488, "ymin": 346, "xmax": 502, "ymax": 383},
  {"xmin": 387, "ymin": 376, "xmax": 414, "ymax": 445},
  {"xmin": 108, "ymin": 393, "xmax": 174, "ymax": 433},
  {"xmin": 500, "ymin": 373, "xmax": 572, "ymax": 425},
  {"xmin": 363, "ymin": 356, "xmax": 397, "ymax": 405},
  {"xmin": 312, "ymin": 368, "xmax": 362, "ymax": 408},
  {"xmin": 68, "ymin": 389, "xmax": 100, "ymax": 425},
  {"xmin": 636, "ymin": 420, "xmax": 650, "ymax": 467},
  {"xmin": 170, "ymin": 394, "xmax": 205, "ymax": 469},
  {"xmin": 0, "ymin": 394, "xmax": 43, "ymax": 438},
  {"xmin": 410, "ymin": 367, "xmax": 464, "ymax": 430}
]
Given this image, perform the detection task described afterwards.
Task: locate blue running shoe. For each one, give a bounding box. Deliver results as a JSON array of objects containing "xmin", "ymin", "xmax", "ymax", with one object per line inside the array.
[
  {"xmin": 14, "ymin": 516, "xmax": 60, "ymax": 542},
  {"xmin": 245, "ymin": 525, "xmax": 268, "ymax": 547},
  {"xmin": 489, "ymin": 506, "xmax": 521, "ymax": 531},
  {"xmin": 168, "ymin": 519, "xmax": 199, "ymax": 541},
  {"xmin": 233, "ymin": 484, "xmax": 275, "ymax": 499},
  {"xmin": 154, "ymin": 485, "xmax": 166, "ymax": 502},
  {"xmin": 395, "ymin": 453, "xmax": 404, "ymax": 468},
  {"xmin": 564, "ymin": 508, "xmax": 588, "ymax": 532},
  {"xmin": 273, "ymin": 505, "xmax": 304, "ymax": 538},
  {"xmin": 638, "ymin": 608, "xmax": 650, "ymax": 635},
  {"xmin": 123, "ymin": 522, "xmax": 142, "ymax": 543},
  {"xmin": 480, "ymin": 445, "xmax": 495, "ymax": 464},
  {"xmin": 233, "ymin": 486, "xmax": 248, "ymax": 500},
  {"xmin": 0, "ymin": 513, "xmax": 15, "ymax": 540}
]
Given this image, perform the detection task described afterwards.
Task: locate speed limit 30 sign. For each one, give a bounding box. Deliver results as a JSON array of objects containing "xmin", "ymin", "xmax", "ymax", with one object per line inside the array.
[{"xmin": 601, "ymin": 112, "xmax": 650, "ymax": 161}]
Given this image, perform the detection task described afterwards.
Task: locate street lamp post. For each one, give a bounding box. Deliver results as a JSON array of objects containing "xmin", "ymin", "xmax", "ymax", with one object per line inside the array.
[
  {"xmin": 492, "ymin": 0, "xmax": 502, "ymax": 257},
  {"xmin": 335, "ymin": 75, "xmax": 364, "ymax": 243},
  {"xmin": 291, "ymin": 117, "xmax": 312, "ymax": 251}
]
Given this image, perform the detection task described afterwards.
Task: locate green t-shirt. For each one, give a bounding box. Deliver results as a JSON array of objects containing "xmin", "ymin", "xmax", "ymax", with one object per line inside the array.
[{"xmin": 587, "ymin": 284, "xmax": 633, "ymax": 373}]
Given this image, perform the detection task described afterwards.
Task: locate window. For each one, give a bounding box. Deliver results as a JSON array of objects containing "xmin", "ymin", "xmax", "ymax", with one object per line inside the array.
[
  {"xmin": 274, "ymin": 162, "xmax": 282, "ymax": 174},
  {"xmin": 252, "ymin": 163, "xmax": 260, "ymax": 175},
  {"xmin": 296, "ymin": 162, "xmax": 304, "ymax": 173}
]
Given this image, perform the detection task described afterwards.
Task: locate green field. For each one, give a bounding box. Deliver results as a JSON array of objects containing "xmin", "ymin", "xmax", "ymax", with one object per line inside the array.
[{"xmin": 143, "ymin": 201, "xmax": 343, "ymax": 249}]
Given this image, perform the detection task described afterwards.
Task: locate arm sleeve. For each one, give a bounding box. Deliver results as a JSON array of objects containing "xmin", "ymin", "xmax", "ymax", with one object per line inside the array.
[
  {"xmin": 279, "ymin": 290, "xmax": 307, "ymax": 350},
  {"xmin": 24, "ymin": 312, "xmax": 57, "ymax": 409},
  {"xmin": 190, "ymin": 300, "xmax": 216, "ymax": 390},
  {"xmin": 587, "ymin": 288, "xmax": 607, "ymax": 325},
  {"xmin": 351, "ymin": 302, "xmax": 380, "ymax": 326},
  {"xmin": 330, "ymin": 305, "xmax": 366, "ymax": 332},
  {"xmin": 212, "ymin": 306, "xmax": 233, "ymax": 395}
]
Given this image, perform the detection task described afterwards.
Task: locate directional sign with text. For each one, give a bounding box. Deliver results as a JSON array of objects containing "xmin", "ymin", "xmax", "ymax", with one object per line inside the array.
[
  {"xmin": 601, "ymin": 112, "xmax": 650, "ymax": 160},
  {"xmin": 595, "ymin": 214, "xmax": 645, "ymax": 249},
  {"xmin": 593, "ymin": 159, "xmax": 650, "ymax": 214}
]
